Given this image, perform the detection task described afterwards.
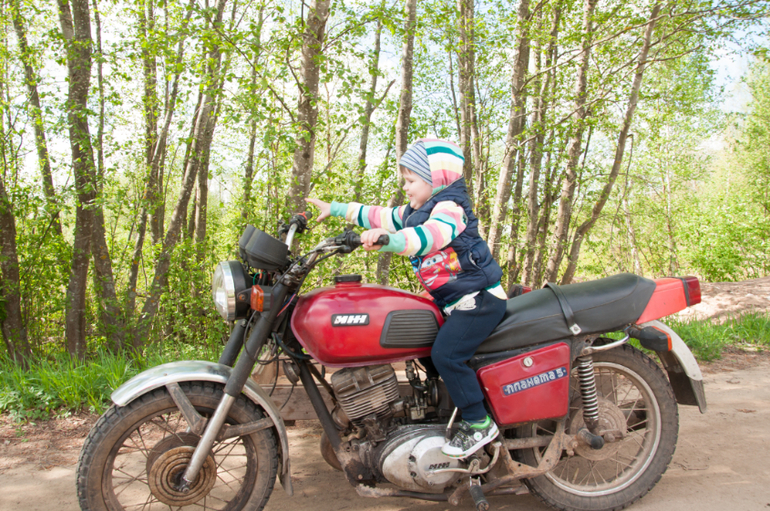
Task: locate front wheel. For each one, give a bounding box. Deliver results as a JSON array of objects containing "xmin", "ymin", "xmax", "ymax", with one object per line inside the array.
[
  {"xmin": 77, "ymin": 382, "xmax": 279, "ymax": 511},
  {"xmin": 515, "ymin": 344, "xmax": 679, "ymax": 511}
]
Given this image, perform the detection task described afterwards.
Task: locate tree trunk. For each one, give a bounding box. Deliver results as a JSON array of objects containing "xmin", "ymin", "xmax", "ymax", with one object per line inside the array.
[
  {"xmin": 354, "ymin": 17, "xmax": 383, "ymax": 202},
  {"xmin": 242, "ymin": 44, "xmax": 260, "ymax": 221},
  {"xmin": 10, "ymin": 0, "xmax": 61, "ymax": 237},
  {"xmin": 86, "ymin": 0, "xmax": 124, "ymax": 350},
  {"xmin": 377, "ymin": 0, "xmax": 416, "ymax": 286},
  {"xmin": 124, "ymin": 0, "xmax": 196, "ymax": 323},
  {"xmin": 486, "ymin": 0, "xmax": 531, "ymax": 259},
  {"xmin": 520, "ymin": 34, "xmax": 544, "ymax": 287},
  {"xmin": 521, "ymin": 6, "xmax": 560, "ymax": 286},
  {"xmin": 457, "ymin": 0, "xmax": 474, "ymax": 184},
  {"xmin": 560, "ymin": 3, "xmax": 661, "ymax": 284},
  {"xmin": 0, "ymin": 136, "xmax": 31, "ymax": 365},
  {"xmin": 542, "ymin": 0, "xmax": 598, "ymax": 283},
  {"xmin": 623, "ymin": 176, "xmax": 643, "ymax": 276},
  {"xmin": 132, "ymin": 0, "xmax": 229, "ymax": 348},
  {"xmin": 505, "ymin": 146, "xmax": 527, "ymax": 289},
  {"xmin": 287, "ymin": 0, "xmax": 330, "ymax": 214},
  {"xmin": 59, "ymin": 0, "xmax": 97, "ymax": 360}
]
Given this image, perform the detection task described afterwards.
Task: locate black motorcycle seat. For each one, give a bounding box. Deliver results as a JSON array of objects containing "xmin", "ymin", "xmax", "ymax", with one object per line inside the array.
[{"xmin": 476, "ymin": 273, "xmax": 656, "ymax": 354}]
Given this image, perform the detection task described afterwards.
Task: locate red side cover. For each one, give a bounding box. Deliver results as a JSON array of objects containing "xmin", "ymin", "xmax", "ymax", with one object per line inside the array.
[
  {"xmin": 477, "ymin": 342, "xmax": 571, "ymax": 426},
  {"xmin": 636, "ymin": 278, "xmax": 688, "ymax": 324}
]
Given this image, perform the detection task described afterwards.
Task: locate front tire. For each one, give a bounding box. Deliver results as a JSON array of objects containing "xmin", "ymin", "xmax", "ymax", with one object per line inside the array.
[
  {"xmin": 515, "ymin": 344, "xmax": 678, "ymax": 511},
  {"xmin": 77, "ymin": 382, "xmax": 278, "ymax": 511}
]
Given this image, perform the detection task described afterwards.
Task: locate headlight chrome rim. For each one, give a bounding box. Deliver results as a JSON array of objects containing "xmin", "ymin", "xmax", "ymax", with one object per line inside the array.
[{"xmin": 212, "ymin": 261, "xmax": 244, "ymax": 321}]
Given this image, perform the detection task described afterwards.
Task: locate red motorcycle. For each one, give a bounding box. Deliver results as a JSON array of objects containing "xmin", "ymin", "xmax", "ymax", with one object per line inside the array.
[{"xmin": 77, "ymin": 214, "xmax": 707, "ymax": 511}]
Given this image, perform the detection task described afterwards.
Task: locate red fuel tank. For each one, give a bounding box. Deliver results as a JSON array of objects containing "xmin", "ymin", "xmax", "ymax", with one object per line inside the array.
[{"xmin": 290, "ymin": 279, "xmax": 443, "ymax": 367}]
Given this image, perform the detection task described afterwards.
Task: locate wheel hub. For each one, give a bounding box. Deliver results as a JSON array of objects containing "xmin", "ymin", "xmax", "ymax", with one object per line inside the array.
[
  {"xmin": 570, "ymin": 397, "xmax": 628, "ymax": 461},
  {"xmin": 147, "ymin": 439, "xmax": 217, "ymax": 506}
]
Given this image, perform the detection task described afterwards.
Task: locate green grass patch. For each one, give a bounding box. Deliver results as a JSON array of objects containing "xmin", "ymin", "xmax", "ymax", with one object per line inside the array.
[
  {"xmin": 612, "ymin": 312, "xmax": 770, "ymax": 361},
  {"xmin": 667, "ymin": 312, "xmax": 770, "ymax": 361},
  {"xmin": 0, "ymin": 343, "xmax": 218, "ymax": 422}
]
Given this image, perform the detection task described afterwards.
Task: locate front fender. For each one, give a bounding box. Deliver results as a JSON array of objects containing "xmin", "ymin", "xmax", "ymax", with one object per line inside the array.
[
  {"xmin": 641, "ymin": 320, "xmax": 707, "ymax": 413},
  {"xmin": 111, "ymin": 360, "xmax": 293, "ymax": 496}
]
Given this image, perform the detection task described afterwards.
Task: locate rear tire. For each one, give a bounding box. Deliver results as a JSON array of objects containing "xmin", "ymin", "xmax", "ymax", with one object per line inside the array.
[
  {"xmin": 515, "ymin": 344, "xmax": 678, "ymax": 511},
  {"xmin": 77, "ymin": 382, "xmax": 279, "ymax": 511}
]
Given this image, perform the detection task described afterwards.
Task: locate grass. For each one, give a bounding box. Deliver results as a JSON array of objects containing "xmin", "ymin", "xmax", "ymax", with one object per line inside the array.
[
  {"xmin": 666, "ymin": 312, "xmax": 770, "ymax": 361},
  {"xmin": 0, "ymin": 343, "xmax": 219, "ymax": 422},
  {"xmin": 2, "ymin": 313, "xmax": 769, "ymax": 422}
]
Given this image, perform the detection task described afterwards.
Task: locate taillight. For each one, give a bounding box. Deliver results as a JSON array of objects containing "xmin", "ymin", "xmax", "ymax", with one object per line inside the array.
[
  {"xmin": 682, "ymin": 276, "xmax": 701, "ymax": 306},
  {"xmin": 522, "ymin": 286, "xmax": 532, "ymax": 294},
  {"xmin": 251, "ymin": 285, "xmax": 264, "ymax": 311}
]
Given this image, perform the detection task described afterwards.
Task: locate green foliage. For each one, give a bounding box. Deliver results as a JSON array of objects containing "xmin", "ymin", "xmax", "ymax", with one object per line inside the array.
[{"xmin": 0, "ymin": 343, "xmax": 218, "ymax": 421}]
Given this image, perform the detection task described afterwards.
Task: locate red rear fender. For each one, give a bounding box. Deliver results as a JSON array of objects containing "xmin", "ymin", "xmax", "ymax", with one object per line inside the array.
[{"xmin": 636, "ymin": 276, "xmax": 701, "ymax": 324}]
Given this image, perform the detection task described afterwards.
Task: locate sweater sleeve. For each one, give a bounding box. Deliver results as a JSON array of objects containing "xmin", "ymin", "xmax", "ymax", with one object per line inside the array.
[
  {"xmin": 330, "ymin": 201, "xmax": 407, "ymax": 233},
  {"xmin": 383, "ymin": 201, "xmax": 467, "ymax": 256}
]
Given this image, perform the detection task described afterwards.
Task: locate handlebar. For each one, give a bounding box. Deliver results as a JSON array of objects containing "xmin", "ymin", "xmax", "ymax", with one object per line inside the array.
[{"xmin": 331, "ymin": 230, "xmax": 389, "ymax": 252}]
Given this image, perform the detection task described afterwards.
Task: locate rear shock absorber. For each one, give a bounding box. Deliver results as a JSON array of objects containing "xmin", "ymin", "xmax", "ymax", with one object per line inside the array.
[{"xmin": 576, "ymin": 355, "xmax": 600, "ymax": 432}]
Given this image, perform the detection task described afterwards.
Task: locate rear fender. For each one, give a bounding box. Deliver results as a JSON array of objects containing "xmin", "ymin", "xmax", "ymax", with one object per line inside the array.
[
  {"xmin": 111, "ymin": 360, "xmax": 293, "ymax": 496},
  {"xmin": 640, "ymin": 320, "xmax": 707, "ymax": 413}
]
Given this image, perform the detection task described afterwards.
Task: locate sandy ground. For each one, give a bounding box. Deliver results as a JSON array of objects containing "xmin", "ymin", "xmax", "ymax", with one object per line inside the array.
[
  {"xmin": 1, "ymin": 279, "xmax": 769, "ymax": 511},
  {"xmin": 2, "ymin": 351, "xmax": 769, "ymax": 511}
]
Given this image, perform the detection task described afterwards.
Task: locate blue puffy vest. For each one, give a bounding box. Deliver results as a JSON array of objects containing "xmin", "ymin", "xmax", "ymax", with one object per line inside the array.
[{"xmin": 402, "ymin": 178, "xmax": 503, "ymax": 308}]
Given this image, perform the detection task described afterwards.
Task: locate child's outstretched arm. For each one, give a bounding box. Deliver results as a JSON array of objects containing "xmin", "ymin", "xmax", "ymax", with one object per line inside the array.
[
  {"xmin": 314, "ymin": 200, "xmax": 408, "ymax": 233},
  {"xmin": 385, "ymin": 201, "xmax": 467, "ymax": 256}
]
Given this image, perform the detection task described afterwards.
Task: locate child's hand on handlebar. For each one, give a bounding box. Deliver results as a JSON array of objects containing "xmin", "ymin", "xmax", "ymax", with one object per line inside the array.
[
  {"xmin": 305, "ymin": 198, "xmax": 331, "ymax": 222},
  {"xmin": 361, "ymin": 228, "xmax": 389, "ymax": 251}
]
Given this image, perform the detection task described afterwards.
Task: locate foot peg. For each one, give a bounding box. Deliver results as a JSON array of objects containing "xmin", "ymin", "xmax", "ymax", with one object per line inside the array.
[
  {"xmin": 469, "ymin": 478, "xmax": 489, "ymax": 511},
  {"xmin": 577, "ymin": 427, "xmax": 605, "ymax": 450}
]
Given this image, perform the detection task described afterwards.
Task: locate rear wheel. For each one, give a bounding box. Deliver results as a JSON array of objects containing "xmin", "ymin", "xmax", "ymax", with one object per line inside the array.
[
  {"xmin": 515, "ymin": 344, "xmax": 678, "ymax": 511},
  {"xmin": 77, "ymin": 382, "xmax": 278, "ymax": 511}
]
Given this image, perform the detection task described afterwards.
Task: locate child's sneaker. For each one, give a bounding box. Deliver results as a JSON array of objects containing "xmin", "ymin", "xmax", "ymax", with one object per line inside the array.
[{"xmin": 441, "ymin": 415, "xmax": 499, "ymax": 458}]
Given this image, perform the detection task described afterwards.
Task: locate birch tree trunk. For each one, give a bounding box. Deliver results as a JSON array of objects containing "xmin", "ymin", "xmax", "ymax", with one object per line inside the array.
[
  {"xmin": 457, "ymin": 0, "xmax": 474, "ymax": 184},
  {"xmin": 133, "ymin": 0, "xmax": 229, "ymax": 348},
  {"xmin": 59, "ymin": 0, "xmax": 96, "ymax": 359},
  {"xmin": 486, "ymin": 0, "xmax": 530, "ymax": 259},
  {"xmin": 377, "ymin": 0, "xmax": 416, "ymax": 285},
  {"xmin": 10, "ymin": 1, "xmax": 61, "ymax": 237},
  {"xmin": 0, "ymin": 146, "xmax": 31, "ymax": 365},
  {"xmin": 354, "ymin": 17, "xmax": 384, "ymax": 202},
  {"xmin": 125, "ymin": 0, "xmax": 196, "ymax": 321},
  {"xmin": 504, "ymin": 146, "xmax": 527, "ymax": 288},
  {"xmin": 560, "ymin": 2, "xmax": 661, "ymax": 284},
  {"xmin": 542, "ymin": 0, "xmax": 598, "ymax": 283},
  {"xmin": 288, "ymin": 0, "xmax": 330, "ymax": 214}
]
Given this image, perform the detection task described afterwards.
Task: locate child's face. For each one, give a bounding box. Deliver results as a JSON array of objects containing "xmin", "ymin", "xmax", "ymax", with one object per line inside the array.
[{"xmin": 401, "ymin": 167, "xmax": 433, "ymax": 209}]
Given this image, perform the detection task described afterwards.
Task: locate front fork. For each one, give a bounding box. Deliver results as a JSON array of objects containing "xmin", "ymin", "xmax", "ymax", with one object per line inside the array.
[{"xmin": 179, "ymin": 281, "xmax": 292, "ymax": 491}]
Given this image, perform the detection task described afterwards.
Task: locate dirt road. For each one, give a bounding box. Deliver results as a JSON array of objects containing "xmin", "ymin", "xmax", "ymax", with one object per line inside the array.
[{"xmin": 2, "ymin": 355, "xmax": 769, "ymax": 511}]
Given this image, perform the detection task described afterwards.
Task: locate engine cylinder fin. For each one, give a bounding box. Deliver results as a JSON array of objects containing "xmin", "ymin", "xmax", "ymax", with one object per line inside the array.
[{"xmin": 331, "ymin": 365, "xmax": 400, "ymax": 424}]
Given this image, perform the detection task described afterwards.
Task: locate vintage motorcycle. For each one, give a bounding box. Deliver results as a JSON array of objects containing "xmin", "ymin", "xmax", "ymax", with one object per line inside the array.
[{"xmin": 77, "ymin": 213, "xmax": 707, "ymax": 511}]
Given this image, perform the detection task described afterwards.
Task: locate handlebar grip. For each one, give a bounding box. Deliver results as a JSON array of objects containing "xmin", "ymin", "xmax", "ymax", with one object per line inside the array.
[{"xmin": 376, "ymin": 234, "xmax": 390, "ymax": 246}]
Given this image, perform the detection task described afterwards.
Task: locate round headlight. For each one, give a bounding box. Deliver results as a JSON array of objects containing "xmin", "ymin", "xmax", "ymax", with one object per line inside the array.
[{"xmin": 212, "ymin": 261, "xmax": 248, "ymax": 321}]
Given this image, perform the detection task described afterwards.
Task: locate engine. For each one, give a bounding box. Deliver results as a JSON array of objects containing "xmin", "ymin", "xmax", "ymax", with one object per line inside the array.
[
  {"xmin": 330, "ymin": 365, "xmax": 401, "ymax": 430},
  {"xmin": 329, "ymin": 364, "xmax": 466, "ymax": 493}
]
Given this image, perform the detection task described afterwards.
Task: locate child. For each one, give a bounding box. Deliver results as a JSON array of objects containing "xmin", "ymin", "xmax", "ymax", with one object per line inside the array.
[{"xmin": 306, "ymin": 138, "xmax": 507, "ymax": 458}]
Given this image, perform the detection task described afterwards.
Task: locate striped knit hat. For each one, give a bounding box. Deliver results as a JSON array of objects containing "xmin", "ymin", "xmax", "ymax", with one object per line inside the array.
[{"xmin": 399, "ymin": 141, "xmax": 432, "ymax": 185}]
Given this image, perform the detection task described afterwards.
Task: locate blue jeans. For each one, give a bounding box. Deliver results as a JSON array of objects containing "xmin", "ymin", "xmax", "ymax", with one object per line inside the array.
[{"xmin": 424, "ymin": 290, "xmax": 507, "ymax": 422}]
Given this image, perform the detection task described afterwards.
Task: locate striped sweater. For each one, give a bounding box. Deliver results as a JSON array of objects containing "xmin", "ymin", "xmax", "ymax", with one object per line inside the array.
[{"xmin": 329, "ymin": 200, "xmax": 467, "ymax": 257}]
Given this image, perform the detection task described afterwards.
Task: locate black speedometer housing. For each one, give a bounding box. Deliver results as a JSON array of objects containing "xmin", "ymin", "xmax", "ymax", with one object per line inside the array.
[{"xmin": 238, "ymin": 225, "xmax": 289, "ymax": 271}]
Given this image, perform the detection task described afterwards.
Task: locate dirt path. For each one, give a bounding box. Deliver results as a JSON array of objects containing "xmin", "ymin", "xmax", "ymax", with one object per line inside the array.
[{"xmin": 2, "ymin": 354, "xmax": 769, "ymax": 511}]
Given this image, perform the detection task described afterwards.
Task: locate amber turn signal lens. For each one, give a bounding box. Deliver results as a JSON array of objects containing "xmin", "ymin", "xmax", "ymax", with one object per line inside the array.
[{"xmin": 251, "ymin": 285, "xmax": 264, "ymax": 311}]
